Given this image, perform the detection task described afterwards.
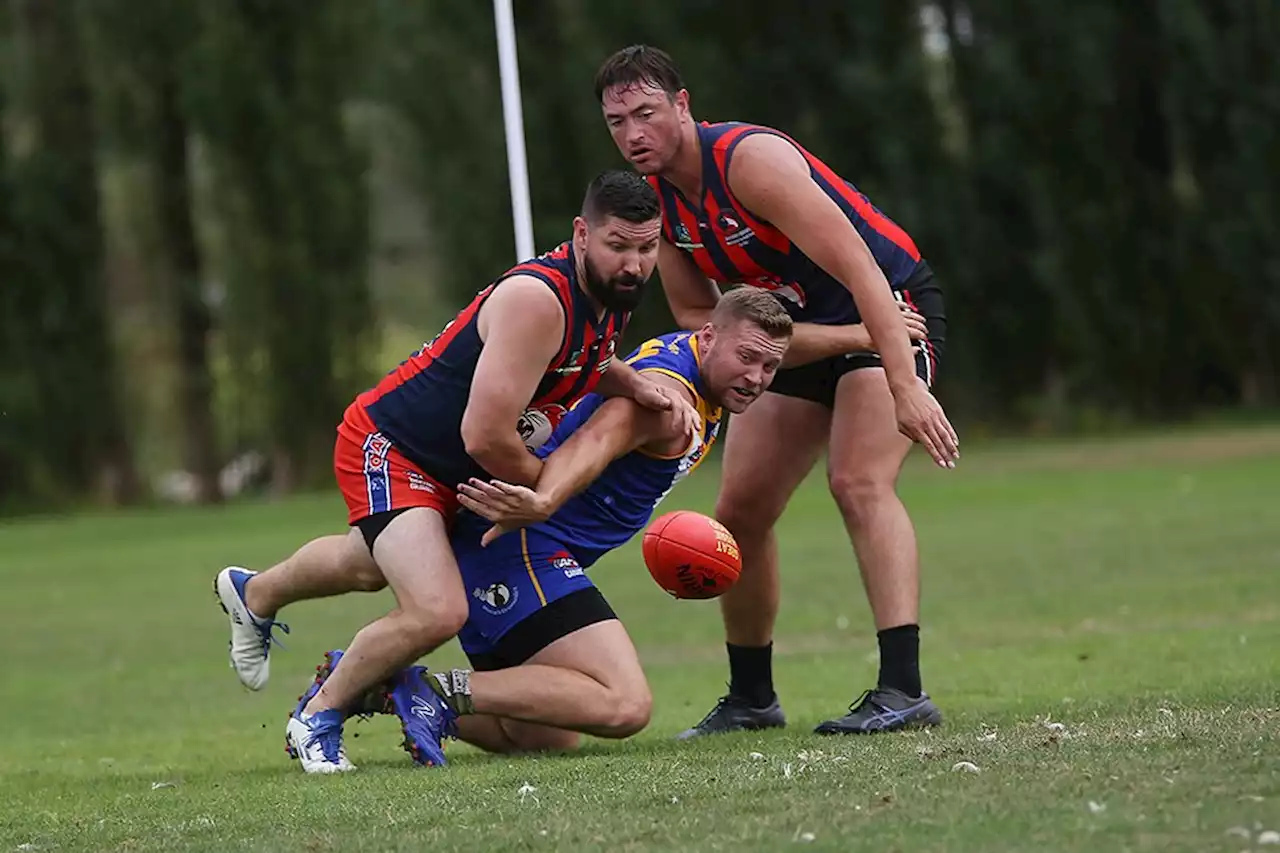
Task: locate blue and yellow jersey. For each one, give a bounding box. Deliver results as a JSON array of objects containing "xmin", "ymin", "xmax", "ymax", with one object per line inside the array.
[{"xmin": 518, "ymin": 331, "xmax": 723, "ymax": 567}]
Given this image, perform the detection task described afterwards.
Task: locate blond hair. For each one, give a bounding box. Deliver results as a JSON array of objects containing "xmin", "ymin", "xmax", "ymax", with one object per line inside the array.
[{"xmin": 710, "ymin": 287, "xmax": 793, "ymax": 338}]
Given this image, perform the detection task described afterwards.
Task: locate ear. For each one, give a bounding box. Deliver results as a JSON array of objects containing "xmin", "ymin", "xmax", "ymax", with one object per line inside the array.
[
  {"xmin": 675, "ymin": 89, "xmax": 691, "ymax": 116},
  {"xmin": 572, "ymin": 215, "xmax": 589, "ymax": 246},
  {"xmin": 698, "ymin": 322, "xmax": 716, "ymax": 350}
]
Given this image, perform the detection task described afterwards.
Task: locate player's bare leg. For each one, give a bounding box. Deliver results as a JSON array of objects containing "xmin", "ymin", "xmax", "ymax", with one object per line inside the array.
[
  {"xmin": 677, "ymin": 392, "xmax": 829, "ymax": 739},
  {"xmin": 246, "ymin": 529, "xmax": 386, "ymax": 617},
  {"xmin": 432, "ymin": 621, "xmax": 649, "ymax": 748},
  {"xmin": 460, "ymin": 620, "xmax": 650, "ymax": 740},
  {"xmin": 284, "ymin": 507, "xmax": 467, "ymax": 772},
  {"xmin": 449, "ymin": 716, "xmax": 581, "ymax": 755},
  {"xmin": 215, "ymin": 529, "xmax": 386, "ymax": 691},
  {"xmin": 305, "ymin": 508, "xmax": 467, "ymax": 715},
  {"xmin": 814, "ymin": 368, "xmax": 942, "ymax": 734},
  {"xmin": 385, "ymin": 619, "xmax": 648, "ymax": 760}
]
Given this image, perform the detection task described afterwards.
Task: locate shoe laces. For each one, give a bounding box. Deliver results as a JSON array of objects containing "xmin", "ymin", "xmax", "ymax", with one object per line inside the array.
[
  {"xmin": 845, "ymin": 688, "xmax": 885, "ymax": 716},
  {"xmin": 255, "ymin": 618, "xmax": 291, "ymax": 653},
  {"xmin": 694, "ymin": 688, "xmax": 749, "ymax": 728},
  {"xmin": 303, "ymin": 713, "xmax": 346, "ymax": 765}
]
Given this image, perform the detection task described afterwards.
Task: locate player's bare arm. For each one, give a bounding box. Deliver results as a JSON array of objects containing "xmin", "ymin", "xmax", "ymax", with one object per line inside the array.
[
  {"xmin": 596, "ymin": 356, "xmax": 699, "ymax": 437},
  {"xmin": 658, "ymin": 237, "xmax": 721, "ymax": 329},
  {"xmin": 777, "ymin": 302, "xmax": 929, "ymax": 367},
  {"xmin": 659, "ymin": 226, "xmax": 926, "ymax": 369},
  {"xmin": 458, "ymin": 375, "xmax": 694, "ymax": 544},
  {"xmin": 727, "ymin": 133, "xmax": 960, "ymax": 466},
  {"xmin": 461, "ymin": 276, "xmax": 565, "ymax": 486}
]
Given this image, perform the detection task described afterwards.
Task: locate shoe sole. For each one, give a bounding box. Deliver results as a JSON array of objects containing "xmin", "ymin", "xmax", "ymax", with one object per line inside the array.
[
  {"xmin": 813, "ymin": 709, "xmax": 944, "ymax": 736},
  {"xmin": 676, "ymin": 717, "xmax": 787, "ymax": 740}
]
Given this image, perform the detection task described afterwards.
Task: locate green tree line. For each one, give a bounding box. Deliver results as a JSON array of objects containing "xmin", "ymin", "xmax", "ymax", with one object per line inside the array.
[{"xmin": 1, "ymin": 1, "xmax": 1276, "ymax": 512}]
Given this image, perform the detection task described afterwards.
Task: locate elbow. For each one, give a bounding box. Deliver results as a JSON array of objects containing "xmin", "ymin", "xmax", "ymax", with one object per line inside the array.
[
  {"xmin": 460, "ymin": 417, "xmax": 500, "ymax": 462},
  {"xmin": 674, "ymin": 305, "xmax": 713, "ymax": 331}
]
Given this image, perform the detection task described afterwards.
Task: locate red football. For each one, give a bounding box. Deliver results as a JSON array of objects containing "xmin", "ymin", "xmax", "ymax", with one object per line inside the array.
[{"xmin": 642, "ymin": 510, "xmax": 742, "ymax": 600}]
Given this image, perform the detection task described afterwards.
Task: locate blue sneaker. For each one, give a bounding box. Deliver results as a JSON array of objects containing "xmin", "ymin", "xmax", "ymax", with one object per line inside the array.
[
  {"xmin": 386, "ymin": 666, "xmax": 456, "ymax": 767},
  {"xmin": 285, "ymin": 708, "xmax": 354, "ymax": 773},
  {"xmin": 283, "ymin": 649, "xmax": 355, "ymax": 773},
  {"xmin": 215, "ymin": 566, "xmax": 290, "ymax": 690}
]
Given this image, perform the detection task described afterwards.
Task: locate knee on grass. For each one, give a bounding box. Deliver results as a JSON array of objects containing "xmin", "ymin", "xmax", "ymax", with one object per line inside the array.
[{"xmin": 596, "ymin": 686, "xmax": 653, "ymax": 739}]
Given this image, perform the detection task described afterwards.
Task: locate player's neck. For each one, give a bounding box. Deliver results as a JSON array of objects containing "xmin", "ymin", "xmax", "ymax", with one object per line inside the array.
[{"xmin": 662, "ymin": 123, "xmax": 704, "ymax": 204}]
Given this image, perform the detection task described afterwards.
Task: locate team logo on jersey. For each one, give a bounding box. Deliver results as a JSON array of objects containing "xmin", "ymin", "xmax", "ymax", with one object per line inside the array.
[
  {"xmin": 595, "ymin": 337, "xmax": 618, "ymax": 374},
  {"xmin": 674, "ymin": 224, "xmax": 703, "ymax": 251},
  {"xmin": 554, "ymin": 338, "xmax": 600, "ymax": 375},
  {"xmin": 549, "ymin": 550, "xmax": 584, "ymax": 579},
  {"xmin": 716, "ymin": 211, "xmax": 756, "ymax": 247},
  {"xmin": 474, "ymin": 582, "xmax": 518, "ymax": 615}
]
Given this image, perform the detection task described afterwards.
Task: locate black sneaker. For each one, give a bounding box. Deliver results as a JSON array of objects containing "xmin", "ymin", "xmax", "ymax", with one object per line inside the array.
[
  {"xmin": 813, "ymin": 687, "xmax": 943, "ymax": 735},
  {"xmin": 676, "ymin": 693, "xmax": 786, "ymax": 740}
]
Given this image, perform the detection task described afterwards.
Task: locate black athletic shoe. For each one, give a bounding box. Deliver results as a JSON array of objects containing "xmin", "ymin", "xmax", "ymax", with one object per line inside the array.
[
  {"xmin": 813, "ymin": 687, "xmax": 943, "ymax": 735},
  {"xmin": 676, "ymin": 693, "xmax": 787, "ymax": 740}
]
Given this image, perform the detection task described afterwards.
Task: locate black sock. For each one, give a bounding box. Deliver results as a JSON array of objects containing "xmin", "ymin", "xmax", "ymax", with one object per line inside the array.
[
  {"xmin": 727, "ymin": 642, "xmax": 775, "ymax": 707},
  {"xmin": 877, "ymin": 624, "xmax": 922, "ymax": 698}
]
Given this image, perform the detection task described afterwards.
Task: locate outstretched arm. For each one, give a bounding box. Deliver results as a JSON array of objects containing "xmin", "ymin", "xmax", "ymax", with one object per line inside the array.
[
  {"xmin": 458, "ymin": 375, "xmax": 693, "ymax": 544},
  {"xmin": 726, "ymin": 133, "xmax": 959, "ymax": 466}
]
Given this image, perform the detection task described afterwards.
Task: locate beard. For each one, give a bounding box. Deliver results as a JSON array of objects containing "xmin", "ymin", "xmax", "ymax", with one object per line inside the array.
[{"xmin": 582, "ymin": 252, "xmax": 647, "ymax": 312}]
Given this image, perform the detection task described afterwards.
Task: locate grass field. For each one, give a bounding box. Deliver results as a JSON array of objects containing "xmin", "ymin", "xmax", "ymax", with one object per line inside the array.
[{"xmin": 2, "ymin": 425, "xmax": 1278, "ymax": 852}]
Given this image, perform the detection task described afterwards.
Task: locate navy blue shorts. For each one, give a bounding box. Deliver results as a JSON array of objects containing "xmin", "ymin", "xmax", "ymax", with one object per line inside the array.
[
  {"xmin": 454, "ymin": 524, "xmax": 617, "ymax": 670},
  {"xmin": 768, "ymin": 261, "xmax": 945, "ymax": 407}
]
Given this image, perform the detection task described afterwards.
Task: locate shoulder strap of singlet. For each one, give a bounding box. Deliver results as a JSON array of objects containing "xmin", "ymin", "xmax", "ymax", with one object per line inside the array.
[{"xmin": 488, "ymin": 248, "xmax": 575, "ymax": 363}]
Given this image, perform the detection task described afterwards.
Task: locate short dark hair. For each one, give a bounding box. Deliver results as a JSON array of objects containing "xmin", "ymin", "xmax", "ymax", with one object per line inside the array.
[
  {"xmin": 581, "ymin": 169, "xmax": 660, "ymax": 225},
  {"xmin": 711, "ymin": 287, "xmax": 794, "ymax": 338},
  {"xmin": 593, "ymin": 44, "xmax": 684, "ymax": 102}
]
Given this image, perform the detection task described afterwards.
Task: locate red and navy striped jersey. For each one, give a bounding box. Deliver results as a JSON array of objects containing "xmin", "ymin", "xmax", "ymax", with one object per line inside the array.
[
  {"xmin": 358, "ymin": 242, "xmax": 629, "ymax": 488},
  {"xmin": 650, "ymin": 122, "xmax": 923, "ymax": 325}
]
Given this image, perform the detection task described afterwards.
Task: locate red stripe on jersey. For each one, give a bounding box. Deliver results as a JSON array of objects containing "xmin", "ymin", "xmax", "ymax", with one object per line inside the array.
[
  {"xmin": 805, "ymin": 156, "xmax": 921, "ymax": 261},
  {"xmin": 673, "ymin": 203, "xmax": 725, "ymax": 282},
  {"xmin": 646, "ymin": 176, "xmax": 676, "ymax": 244},
  {"xmin": 710, "ymin": 131, "xmax": 792, "ymax": 255}
]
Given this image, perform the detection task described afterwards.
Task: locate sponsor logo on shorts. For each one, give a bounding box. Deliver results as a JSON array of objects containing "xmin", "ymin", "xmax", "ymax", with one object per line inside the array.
[
  {"xmin": 473, "ymin": 582, "xmax": 518, "ymax": 615},
  {"xmin": 406, "ymin": 471, "xmax": 436, "ymax": 493},
  {"xmin": 369, "ymin": 434, "xmax": 390, "ymax": 454},
  {"xmin": 549, "ymin": 551, "xmax": 583, "ymax": 579}
]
